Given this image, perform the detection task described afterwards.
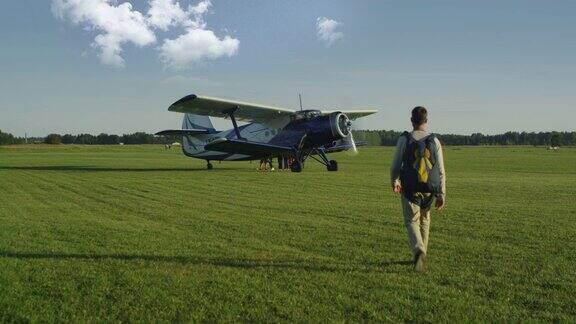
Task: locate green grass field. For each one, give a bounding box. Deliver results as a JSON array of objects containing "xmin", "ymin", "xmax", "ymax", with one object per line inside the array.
[{"xmin": 0, "ymin": 145, "xmax": 575, "ymax": 322}]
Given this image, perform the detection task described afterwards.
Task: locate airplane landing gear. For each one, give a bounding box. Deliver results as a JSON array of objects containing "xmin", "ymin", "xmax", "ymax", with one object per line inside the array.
[
  {"xmin": 308, "ymin": 148, "xmax": 339, "ymax": 172},
  {"xmin": 290, "ymin": 160, "xmax": 302, "ymax": 173},
  {"xmin": 206, "ymin": 161, "xmax": 213, "ymax": 170},
  {"xmin": 327, "ymin": 160, "xmax": 338, "ymax": 172},
  {"xmin": 290, "ymin": 147, "xmax": 338, "ymax": 172}
]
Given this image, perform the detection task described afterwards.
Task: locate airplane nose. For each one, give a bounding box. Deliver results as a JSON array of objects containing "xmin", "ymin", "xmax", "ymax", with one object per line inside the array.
[
  {"xmin": 338, "ymin": 113, "xmax": 351, "ymax": 137},
  {"xmin": 329, "ymin": 112, "xmax": 352, "ymax": 139}
]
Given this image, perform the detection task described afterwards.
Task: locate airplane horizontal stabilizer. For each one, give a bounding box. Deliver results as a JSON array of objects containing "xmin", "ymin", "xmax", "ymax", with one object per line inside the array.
[{"xmin": 205, "ymin": 138, "xmax": 292, "ymax": 157}]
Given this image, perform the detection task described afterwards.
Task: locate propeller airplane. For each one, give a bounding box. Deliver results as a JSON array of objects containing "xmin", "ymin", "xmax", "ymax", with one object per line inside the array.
[{"xmin": 156, "ymin": 94, "xmax": 378, "ymax": 172}]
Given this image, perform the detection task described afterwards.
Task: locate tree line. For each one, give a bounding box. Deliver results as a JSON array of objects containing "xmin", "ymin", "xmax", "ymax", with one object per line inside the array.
[
  {"xmin": 0, "ymin": 130, "xmax": 21, "ymax": 145},
  {"xmin": 46, "ymin": 132, "xmax": 181, "ymax": 145},
  {"xmin": 1, "ymin": 129, "xmax": 575, "ymax": 146},
  {"xmin": 0, "ymin": 130, "xmax": 179, "ymax": 145},
  {"xmin": 352, "ymin": 130, "xmax": 575, "ymax": 146}
]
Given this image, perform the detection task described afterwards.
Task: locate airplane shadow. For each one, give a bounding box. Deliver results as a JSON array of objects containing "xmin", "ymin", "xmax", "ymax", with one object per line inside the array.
[
  {"xmin": 0, "ymin": 250, "xmax": 412, "ymax": 273},
  {"xmin": 0, "ymin": 166, "xmax": 243, "ymax": 172}
]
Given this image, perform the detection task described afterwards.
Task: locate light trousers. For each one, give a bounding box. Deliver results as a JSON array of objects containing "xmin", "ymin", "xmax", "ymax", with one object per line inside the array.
[{"xmin": 401, "ymin": 195, "xmax": 431, "ymax": 257}]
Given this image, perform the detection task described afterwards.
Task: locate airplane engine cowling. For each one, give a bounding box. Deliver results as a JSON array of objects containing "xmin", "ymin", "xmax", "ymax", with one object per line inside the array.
[
  {"xmin": 302, "ymin": 112, "xmax": 352, "ymax": 147},
  {"xmin": 329, "ymin": 112, "xmax": 352, "ymax": 139}
]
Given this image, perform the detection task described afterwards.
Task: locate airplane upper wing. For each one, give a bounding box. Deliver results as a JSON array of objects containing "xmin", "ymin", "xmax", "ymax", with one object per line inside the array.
[
  {"xmin": 168, "ymin": 94, "xmax": 295, "ymax": 124},
  {"xmin": 168, "ymin": 94, "xmax": 378, "ymax": 125},
  {"xmin": 321, "ymin": 110, "xmax": 378, "ymax": 120}
]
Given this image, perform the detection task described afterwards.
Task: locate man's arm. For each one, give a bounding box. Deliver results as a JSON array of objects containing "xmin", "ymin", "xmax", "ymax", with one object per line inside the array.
[
  {"xmin": 390, "ymin": 136, "xmax": 406, "ymax": 191},
  {"xmin": 434, "ymin": 137, "xmax": 446, "ymax": 201}
]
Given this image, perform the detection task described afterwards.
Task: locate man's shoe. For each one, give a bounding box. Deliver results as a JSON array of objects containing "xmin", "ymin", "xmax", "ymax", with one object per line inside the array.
[{"xmin": 414, "ymin": 251, "xmax": 426, "ymax": 273}]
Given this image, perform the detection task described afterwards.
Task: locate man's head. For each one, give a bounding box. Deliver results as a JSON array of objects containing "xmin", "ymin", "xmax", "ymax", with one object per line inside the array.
[{"xmin": 411, "ymin": 106, "xmax": 428, "ymax": 129}]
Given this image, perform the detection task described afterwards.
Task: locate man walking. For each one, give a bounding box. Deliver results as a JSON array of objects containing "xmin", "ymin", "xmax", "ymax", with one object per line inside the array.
[{"xmin": 390, "ymin": 106, "xmax": 446, "ymax": 272}]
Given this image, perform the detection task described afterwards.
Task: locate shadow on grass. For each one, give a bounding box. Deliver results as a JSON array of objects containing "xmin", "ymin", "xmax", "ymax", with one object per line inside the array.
[
  {"xmin": 0, "ymin": 165, "xmax": 243, "ymax": 172},
  {"xmin": 0, "ymin": 250, "xmax": 412, "ymax": 273}
]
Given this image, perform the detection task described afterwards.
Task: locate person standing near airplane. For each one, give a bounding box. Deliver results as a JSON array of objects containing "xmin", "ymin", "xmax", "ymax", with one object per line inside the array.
[
  {"xmin": 278, "ymin": 155, "xmax": 283, "ymax": 170},
  {"xmin": 390, "ymin": 106, "xmax": 446, "ymax": 272},
  {"xmin": 257, "ymin": 158, "xmax": 268, "ymax": 171}
]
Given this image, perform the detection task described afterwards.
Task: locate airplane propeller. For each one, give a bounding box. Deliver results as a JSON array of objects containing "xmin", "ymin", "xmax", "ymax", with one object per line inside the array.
[
  {"xmin": 343, "ymin": 117, "xmax": 358, "ymax": 156},
  {"xmin": 347, "ymin": 132, "xmax": 358, "ymax": 155}
]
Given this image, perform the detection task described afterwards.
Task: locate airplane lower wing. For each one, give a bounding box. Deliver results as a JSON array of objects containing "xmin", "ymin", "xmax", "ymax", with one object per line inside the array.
[
  {"xmin": 324, "ymin": 140, "xmax": 369, "ymax": 153},
  {"xmin": 155, "ymin": 129, "xmax": 213, "ymax": 136},
  {"xmin": 205, "ymin": 138, "xmax": 293, "ymax": 157}
]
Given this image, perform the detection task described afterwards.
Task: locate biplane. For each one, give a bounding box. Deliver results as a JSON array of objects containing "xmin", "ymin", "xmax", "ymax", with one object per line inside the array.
[{"xmin": 156, "ymin": 94, "xmax": 377, "ymax": 172}]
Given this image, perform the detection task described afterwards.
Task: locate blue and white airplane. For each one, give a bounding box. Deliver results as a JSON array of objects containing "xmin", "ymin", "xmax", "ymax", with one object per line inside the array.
[{"xmin": 156, "ymin": 94, "xmax": 377, "ymax": 172}]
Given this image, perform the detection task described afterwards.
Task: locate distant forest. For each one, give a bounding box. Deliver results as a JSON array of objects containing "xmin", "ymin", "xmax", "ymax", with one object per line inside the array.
[
  {"xmin": 0, "ymin": 131, "xmax": 179, "ymax": 146},
  {"xmin": 352, "ymin": 130, "xmax": 576, "ymax": 147},
  {"xmin": 1, "ymin": 129, "xmax": 575, "ymax": 146}
]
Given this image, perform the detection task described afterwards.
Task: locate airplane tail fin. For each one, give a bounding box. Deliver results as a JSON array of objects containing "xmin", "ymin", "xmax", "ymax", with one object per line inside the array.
[
  {"xmin": 181, "ymin": 114, "xmax": 215, "ymax": 156},
  {"xmin": 182, "ymin": 114, "xmax": 215, "ymax": 132}
]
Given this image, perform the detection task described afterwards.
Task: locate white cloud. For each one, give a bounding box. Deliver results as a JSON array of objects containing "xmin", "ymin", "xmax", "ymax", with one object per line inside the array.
[
  {"xmin": 160, "ymin": 29, "xmax": 239, "ymax": 70},
  {"xmin": 316, "ymin": 17, "xmax": 343, "ymax": 46},
  {"xmin": 158, "ymin": 0, "xmax": 240, "ymax": 70},
  {"xmin": 52, "ymin": 0, "xmax": 239, "ymax": 69},
  {"xmin": 52, "ymin": 0, "xmax": 156, "ymax": 67},
  {"xmin": 147, "ymin": 0, "xmax": 191, "ymax": 31},
  {"xmin": 146, "ymin": 0, "xmax": 209, "ymax": 30},
  {"xmin": 189, "ymin": 0, "xmax": 211, "ymax": 26}
]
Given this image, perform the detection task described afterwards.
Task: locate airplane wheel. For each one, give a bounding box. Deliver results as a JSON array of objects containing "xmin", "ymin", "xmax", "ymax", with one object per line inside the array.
[
  {"xmin": 207, "ymin": 162, "xmax": 213, "ymax": 170},
  {"xmin": 290, "ymin": 161, "xmax": 302, "ymax": 173},
  {"xmin": 327, "ymin": 160, "xmax": 338, "ymax": 171}
]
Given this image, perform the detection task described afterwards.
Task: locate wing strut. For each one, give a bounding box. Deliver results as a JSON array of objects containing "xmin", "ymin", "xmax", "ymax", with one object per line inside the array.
[{"xmin": 224, "ymin": 106, "xmax": 244, "ymax": 140}]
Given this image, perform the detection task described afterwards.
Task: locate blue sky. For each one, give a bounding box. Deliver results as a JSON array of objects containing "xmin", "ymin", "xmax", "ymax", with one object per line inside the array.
[{"xmin": 1, "ymin": 0, "xmax": 575, "ymax": 136}]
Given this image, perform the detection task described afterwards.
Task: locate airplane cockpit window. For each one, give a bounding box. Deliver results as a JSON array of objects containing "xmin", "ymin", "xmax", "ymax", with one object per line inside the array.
[{"xmin": 292, "ymin": 110, "xmax": 322, "ymax": 121}]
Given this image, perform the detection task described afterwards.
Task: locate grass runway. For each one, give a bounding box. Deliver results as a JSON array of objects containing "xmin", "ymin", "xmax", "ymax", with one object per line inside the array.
[{"xmin": 0, "ymin": 145, "xmax": 575, "ymax": 322}]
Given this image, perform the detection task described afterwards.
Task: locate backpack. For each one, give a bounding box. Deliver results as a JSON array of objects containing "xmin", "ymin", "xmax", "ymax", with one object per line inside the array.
[{"xmin": 399, "ymin": 132, "xmax": 441, "ymax": 196}]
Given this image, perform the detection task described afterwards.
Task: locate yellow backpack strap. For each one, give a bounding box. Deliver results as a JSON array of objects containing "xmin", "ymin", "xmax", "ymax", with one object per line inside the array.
[
  {"xmin": 412, "ymin": 134, "xmax": 435, "ymax": 183},
  {"xmin": 414, "ymin": 148, "xmax": 430, "ymax": 183}
]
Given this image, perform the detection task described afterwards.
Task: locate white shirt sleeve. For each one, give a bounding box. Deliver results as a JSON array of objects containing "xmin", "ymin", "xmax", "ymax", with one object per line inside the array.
[
  {"xmin": 390, "ymin": 136, "xmax": 406, "ymax": 189},
  {"xmin": 434, "ymin": 137, "xmax": 446, "ymax": 199}
]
